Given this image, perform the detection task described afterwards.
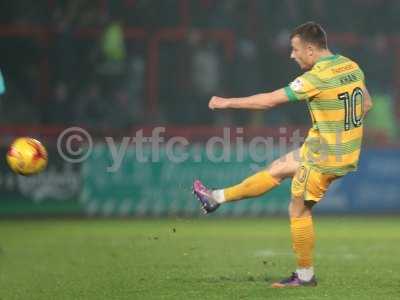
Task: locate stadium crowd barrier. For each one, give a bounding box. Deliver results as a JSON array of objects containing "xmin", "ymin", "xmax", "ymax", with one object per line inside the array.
[{"xmin": 0, "ymin": 126, "xmax": 398, "ymax": 216}]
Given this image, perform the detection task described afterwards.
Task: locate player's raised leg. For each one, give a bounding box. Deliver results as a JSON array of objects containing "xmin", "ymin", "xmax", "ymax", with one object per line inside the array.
[{"xmin": 192, "ymin": 149, "xmax": 300, "ymax": 214}]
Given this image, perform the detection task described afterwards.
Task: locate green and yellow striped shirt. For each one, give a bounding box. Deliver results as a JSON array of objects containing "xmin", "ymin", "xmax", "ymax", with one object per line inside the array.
[{"xmin": 284, "ymin": 54, "xmax": 365, "ymax": 175}]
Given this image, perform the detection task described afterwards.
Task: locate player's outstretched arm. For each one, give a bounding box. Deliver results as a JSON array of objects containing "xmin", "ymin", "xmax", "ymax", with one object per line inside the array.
[{"xmin": 208, "ymin": 88, "xmax": 289, "ymax": 111}]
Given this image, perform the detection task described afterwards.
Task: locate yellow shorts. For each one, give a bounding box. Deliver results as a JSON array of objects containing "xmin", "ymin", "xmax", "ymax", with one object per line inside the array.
[{"xmin": 291, "ymin": 164, "xmax": 339, "ymax": 202}]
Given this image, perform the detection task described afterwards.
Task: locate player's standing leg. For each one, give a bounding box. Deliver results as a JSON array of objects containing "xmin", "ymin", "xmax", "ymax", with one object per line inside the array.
[
  {"xmin": 272, "ymin": 196, "xmax": 316, "ymax": 287},
  {"xmin": 272, "ymin": 165, "xmax": 338, "ymax": 288},
  {"xmin": 193, "ymin": 149, "xmax": 300, "ymax": 214}
]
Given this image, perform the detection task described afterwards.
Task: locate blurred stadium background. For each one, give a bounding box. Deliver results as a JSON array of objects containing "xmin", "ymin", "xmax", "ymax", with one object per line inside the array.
[
  {"xmin": 0, "ymin": 2, "xmax": 400, "ymax": 299},
  {"xmin": 0, "ymin": 0, "xmax": 399, "ymax": 217}
]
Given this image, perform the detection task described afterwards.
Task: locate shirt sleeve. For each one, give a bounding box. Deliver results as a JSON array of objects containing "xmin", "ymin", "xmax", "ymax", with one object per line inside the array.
[
  {"xmin": 359, "ymin": 67, "xmax": 366, "ymax": 84},
  {"xmin": 0, "ymin": 70, "xmax": 5, "ymax": 95},
  {"xmin": 284, "ymin": 73, "xmax": 320, "ymax": 101}
]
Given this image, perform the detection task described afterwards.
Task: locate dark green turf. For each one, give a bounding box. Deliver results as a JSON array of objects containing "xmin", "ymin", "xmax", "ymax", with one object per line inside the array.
[{"xmin": 0, "ymin": 217, "xmax": 399, "ymax": 299}]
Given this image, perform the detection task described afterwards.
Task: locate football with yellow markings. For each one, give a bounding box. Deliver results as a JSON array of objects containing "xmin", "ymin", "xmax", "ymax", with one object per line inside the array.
[{"xmin": 6, "ymin": 137, "xmax": 48, "ymax": 175}]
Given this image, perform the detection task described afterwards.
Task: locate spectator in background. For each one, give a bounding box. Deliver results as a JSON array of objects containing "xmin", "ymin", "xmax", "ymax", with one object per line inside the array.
[
  {"xmin": 191, "ymin": 42, "xmax": 221, "ymax": 95},
  {"xmin": 101, "ymin": 55, "xmax": 146, "ymax": 128},
  {"xmin": 186, "ymin": 30, "xmax": 224, "ymax": 124},
  {"xmin": 51, "ymin": 7, "xmax": 79, "ymax": 86},
  {"xmin": 44, "ymin": 81, "xmax": 74, "ymax": 125},
  {"xmin": 123, "ymin": 55, "xmax": 145, "ymax": 124},
  {"xmin": 104, "ymin": 89, "xmax": 136, "ymax": 128},
  {"xmin": 101, "ymin": 18, "xmax": 126, "ymax": 63},
  {"xmin": 75, "ymin": 82, "xmax": 106, "ymax": 128},
  {"xmin": 231, "ymin": 32, "xmax": 263, "ymax": 126},
  {"xmin": 192, "ymin": 0, "xmax": 239, "ymax": 29},
  {"xmin": 97, "ymin": 17, "xmax": 127, "ymax": 92},
  {"xmin": 0, "ymin": 0, "xmax": 49, "ymax": 25}
]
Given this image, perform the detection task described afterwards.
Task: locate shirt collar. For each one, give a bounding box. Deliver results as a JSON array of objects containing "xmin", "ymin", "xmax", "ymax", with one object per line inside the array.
[{"xmin": 316, "ymin": 54, "xmax": 339, "ymax": 64}]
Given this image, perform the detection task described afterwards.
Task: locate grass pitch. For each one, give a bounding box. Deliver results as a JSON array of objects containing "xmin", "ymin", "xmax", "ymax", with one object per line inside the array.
[{"xmin": 0, "ymin": 217, "xmax": 399, "ymax": 299}]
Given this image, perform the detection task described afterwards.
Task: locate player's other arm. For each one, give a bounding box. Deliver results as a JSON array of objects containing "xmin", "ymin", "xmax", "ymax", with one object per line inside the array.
[
  {"xmin": 0, "ymin": 69, "xmax": 5, "ymax": 95},
  {"xmin": 208, "ymin": 88, "xmax": 289, "ymax": 110},
  {"xmin": 362, "ymin": 86, "xmax": 373, "ymax": 115}
]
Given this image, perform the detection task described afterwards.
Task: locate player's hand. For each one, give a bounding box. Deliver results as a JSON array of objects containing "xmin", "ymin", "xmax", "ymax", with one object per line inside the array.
[{"xmin": 209, "ymin": 96, "xmax": 231, "ymax": 110}]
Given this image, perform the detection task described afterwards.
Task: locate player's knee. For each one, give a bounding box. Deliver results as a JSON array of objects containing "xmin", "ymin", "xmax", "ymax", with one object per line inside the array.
[
  {"xmin": 267, "ymin": 159, "xmax": 289, "ymax": 182},
  {"xmin": 289, "ymin": 197, "xmax": 312, "ymax": 218}
]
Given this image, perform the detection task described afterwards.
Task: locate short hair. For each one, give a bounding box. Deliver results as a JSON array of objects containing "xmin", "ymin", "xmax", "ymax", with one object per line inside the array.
[{"xmin": 290, "ymin": 22, "xmax": 328, "ymax": 49}]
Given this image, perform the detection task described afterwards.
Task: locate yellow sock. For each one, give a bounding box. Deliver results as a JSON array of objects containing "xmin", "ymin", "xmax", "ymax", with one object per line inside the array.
[
  {"xmin": 223, "ymin": 171, "xmax": 279, "ymax": 202},
  {"xmin": 290, "ymin": 216, "xmax": 315, "ymax": 268}
]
